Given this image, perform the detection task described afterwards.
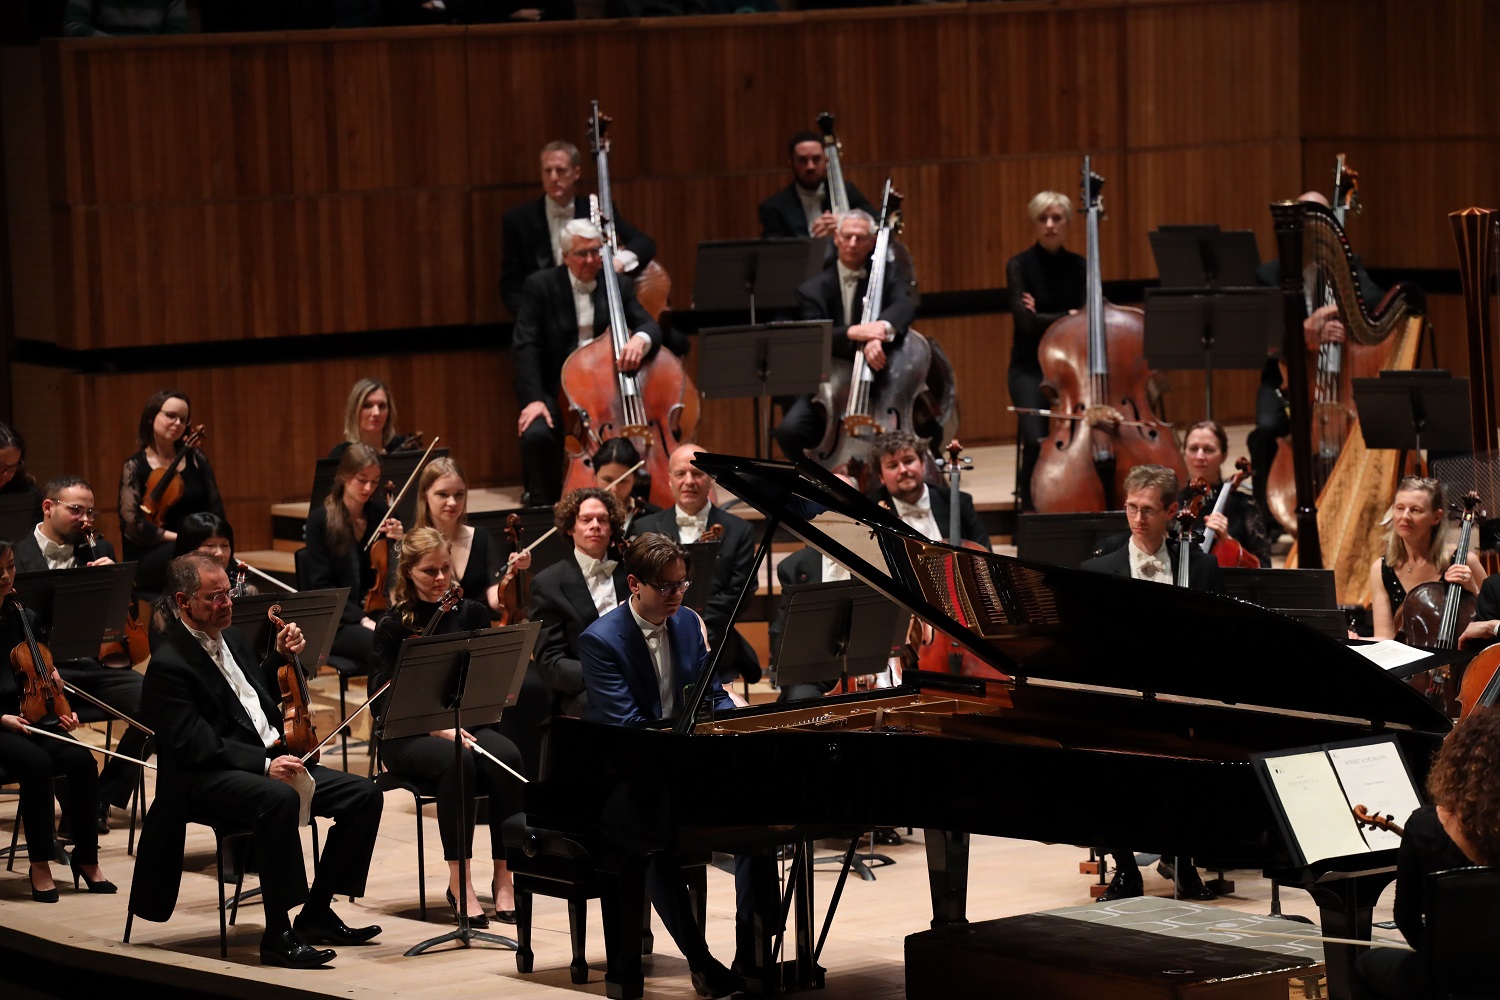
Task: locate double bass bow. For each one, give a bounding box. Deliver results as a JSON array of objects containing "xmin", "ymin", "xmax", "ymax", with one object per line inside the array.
[
  {"xmin": 1200, "ymin": 459, "xmax": 1262, "ymax": 569},
  {"xmin": 1030, "ymin": 159, "xmax": 1185, "ymax": 513},
  {"xmin": 558, "ymin": 101, "xmax": 697, "ymax": 511},
  {"xmin": 139, "ymin": 423, "xmax": 207, "ymax": 526}
]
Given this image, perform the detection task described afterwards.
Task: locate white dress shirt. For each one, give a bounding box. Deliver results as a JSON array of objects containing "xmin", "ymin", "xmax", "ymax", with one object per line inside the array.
[
  {"xmin": 574, "ymin": 548, "xmax": 619, "ymax": 617},
  {"xmin": 1128, "ymin": 540, "xmax": 1173, "ymax": 584},
  {"xmin": 34, "ymin": 525, "xmax": 75, "ymax": 570},
  {"xmin": 182, "ymin": 622, "xmax": 281, "ymax": 753},
  {"xmin": 836, "ymin": 262, "xmax": 867, "ymax": 325},
  {"xmin": 798, "ymin": 183, "xmax": 826, "ymax": 235},
  {"xmin": 571, "ymin": 274, "xmax": 597, "ymax": 347},
  {"xmin": 892, "ymin": 486, "xmax": 942, "ymax": 542},
  {"xmin": 547, "ymin": 197, "xmax": 574, "ymax": 265},
  {"xmin": 820, "ymin": 554, "xmax": 851, "ymax": 583},
  {"xmin": 628, "ymin": 598, "xmax": 675, "ymax": 719},
  {"xmin": 674, "ymin": 505, "xmax": 709, "ymax": 544}
]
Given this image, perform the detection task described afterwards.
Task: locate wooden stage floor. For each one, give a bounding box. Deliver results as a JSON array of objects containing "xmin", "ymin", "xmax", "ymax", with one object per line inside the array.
[{"xmin": 0, "ymin": 737, "xmax": 1386, "ymax": 1000}]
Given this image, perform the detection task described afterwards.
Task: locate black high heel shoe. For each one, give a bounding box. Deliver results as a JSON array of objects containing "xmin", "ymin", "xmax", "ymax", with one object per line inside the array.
[
  {"xmin": 446, "ymin": 889, "xmax": 490, "ymax": 928},
  {"xmin": 70, "ymin": 856, "xmax": 118, "ymax": 894},
  {"xmin": 30, "ymin": 870, "xmax": 59, "ymax": 903}
]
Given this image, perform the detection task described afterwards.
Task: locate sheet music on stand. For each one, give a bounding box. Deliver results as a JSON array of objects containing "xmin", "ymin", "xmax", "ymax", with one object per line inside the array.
[{"xmin": 14, "ymin": 565, "xmax": 135, "ymax": 661}]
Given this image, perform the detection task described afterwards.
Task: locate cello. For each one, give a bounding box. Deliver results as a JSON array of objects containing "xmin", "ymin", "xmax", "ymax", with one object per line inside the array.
[
  {"xmin": 1200, "ymin": 459, "xmax": 1262, "ymax": 569},
  {"xmin": 1393, "ymin": 492, "xmax": 1482, "ymax": 717},
  {"xmin": 559, "ymin": 102, "xmax": 697, "ymax": 511},
  {"xmin": 1030, "ymin": 159, "xmax": 1185, "ymax": 513},
  {"xmin": 1173, "ymin": 481, "xmax": 1212, "ymax": 589}
]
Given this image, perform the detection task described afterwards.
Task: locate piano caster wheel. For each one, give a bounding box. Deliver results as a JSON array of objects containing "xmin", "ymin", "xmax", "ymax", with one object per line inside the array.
[
  {"xmin": 516, "ymin": 950, "xmax": 534, "ymax": 974},
  {"xmin": 1079, "ymin": 860, "xmax": 1102, "ymax": 876}
]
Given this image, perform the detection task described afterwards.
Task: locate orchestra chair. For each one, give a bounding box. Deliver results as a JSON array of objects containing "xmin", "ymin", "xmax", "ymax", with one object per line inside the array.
[
  {"xmin": 293, "ymin": 547, "xmax": 365, "ymax": 771},
  {"xmin": 3, "ymin": 764, "xmax": 71, "ymax": 871},
  {"xmin": 503, "ymin": 817, "xmax": 707, "ymax": 983},
  {"xmin": 122, "ymin": 816, "xmax": 321, "ymax": 958},
  {"xmin": 1426, "ymin": 865, "xmax": 1500, "ymax": 999}
]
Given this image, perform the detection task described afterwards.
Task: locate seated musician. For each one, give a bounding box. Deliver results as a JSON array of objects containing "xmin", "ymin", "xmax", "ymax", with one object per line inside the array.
[
  {"xmin": 1180, "ymin": 420, "xmax": 1273, "ymax": 567},
  {"xmin": 758, "ymin": 130, "xmax": 875, "ymax": 240},
  {"xmin": 1349, "ymin": 707, "xmax": 1500, "ymax": 1000},
  {"xmin": 1082, "ymin": 463, "xmax": 1221, "ymax": 901},
  {"xmin": 512, "ymin": 219, "xmax": 663, "ymax": 506},
  {"xmin": 0, "ymin": 421, "xmax": 43, "ymax": 522},
  {"xmin": 634, "ymin": 444, "xmax": 761, "ymax": 686},
  {"xmin": 372, "ymin": 528, "xmax": 526, "ymax": 928},
  {"xmin": 769, "ymin": 473, "xmax": 858, "ymax": 702},
  {"xmin": 592, "ymin": 437, "xmax": 660, "ymax": 535},
  {"xmin": 869, "ymin": 431, "xmax": 991, "ymax": 549},
  {"xmin": 1368, "ymin": 476, "xmax": 1484, "ymax": 641},
  {"xmin": 149, "ymin": 512, "xmax": 259, "ymax": 646},
  {"xmin": 499, "ymin": 140, "xmax": 656, "ymax": 318},
  {"xmin": 1007, "ymin": 190, "xmax": 1085, "ymax": 513},
  {"xmin": 413, "ymin": 457, "xmax": 530, "ymax": 618},
  {"xmin": 1248, "ymin": 190, "xmax": 1384, "ymax": 528},
  {"xmin": 119, "ymin": 389, "xmax": 225, "ymax": 588},
  {"xmin": 14, "ymin": 475, "xmax": 147, "ymax": 834},
  {"xmin": 1460, "ymin": 572, "xmax": 1500, "ymax": 649},
  {"xmin": 578, "ymin": 532, "xmax": 742, "ymax": 999},
  {"xmin": 302, "ymin": 444, "xmax": 404, "ymax": 673},
  {"xmin": 0, "ymin": 540, "xmax": 115, "ymax": 903},
  {"xmin": 773, "ymin": 210, "xmax": 916, "ymax": 462},
  {"xmin": 133, "ymin": 553, "xmax": 383, "ymax": 968},
  {"xmin": 329, "ymin": 377, "xmax": 417, "ymax": 460}
]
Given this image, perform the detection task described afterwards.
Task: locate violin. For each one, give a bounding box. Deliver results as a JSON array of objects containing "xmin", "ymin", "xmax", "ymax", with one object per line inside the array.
[
  {"xmin": 7, "ymin": 593, "xmax": 71, "ymax": 726},
  {"xmin": 267, "ymin": 604, "xmax": 320, "ymax": 764},
  {"xmin": 1200, "ymin": 459, "xmax": 1262, "ymax": 569},
  {"xmin": 1353, "ymin": 803, "xmax": 1404, "ymax": 838},
  {"xmin": 1030, "ymin": 161, "xmax": 1185, "ymax": 512},
  {"xmin": 558, "ymin": 102, "xmax": 696, "ymax": 511},
  {"xmin": 364, "ymin": 480, "xmax": 397, "ymax": 615},
  {"xmin": 1173, "ymin": 479, "xmax": 1212, "ymax": 589},
  {"xmin": 493, "ymin": 513, "xmax": 528, "ymax": 628},
  {"xmin": 385, "ymin": 430, "xmax": 425, "ymax": 454},
  {"xmin": 1394, "ymin": 491, "xmax": 1482, "ymax": 715},
  {"xmin": 139, "ymin": 424, "xmax": 207, "ymax": 527},
  {"xmin": 84, "ymin": 530, "xmax": 134, "ymax": 669}
]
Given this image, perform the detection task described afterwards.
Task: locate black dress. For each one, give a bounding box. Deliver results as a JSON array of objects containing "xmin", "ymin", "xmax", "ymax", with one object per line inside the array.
[
  {"xmin": 1006, "ymin": 243, "xmax": 1086, "ymax": 511},
  {"xmin": 371, "ymin": 598, "xmax": 524, "ymax": 860},
  {"xmin": 302, "ymin": 499, "xmax": 394, "ymax": 669},
  {"xmin": 119, "ymin": 447, "xmax": 225, "ymax": 589},
  {"xmin": 455, "ymin": 526, "xmax": 504, "ymax": 605}
]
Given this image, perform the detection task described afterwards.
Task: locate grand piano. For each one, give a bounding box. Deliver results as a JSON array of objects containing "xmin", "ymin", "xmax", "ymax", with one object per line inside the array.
[{"xmin": 515, "ymin": 455, "xmax": 1451, "ymax": 1000}]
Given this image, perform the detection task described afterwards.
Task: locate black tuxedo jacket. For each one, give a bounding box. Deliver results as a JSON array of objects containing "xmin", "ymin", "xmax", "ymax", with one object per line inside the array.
[
  {"xmin": 13, "ymin": 530, "xmax": 117, "ymax": 572},
  {"xmin": 1081, "ymin": 539, "xmax": 1222, "ymax": 594},
  {"xmin": 758, "ymin": 180, "xmax": 874, "ymax": 239},
  {"xmin": 798, "ymin": 259, "xmax": 916, "ymax": 361},
  {"xmin": 870, "ymin": 486, "xmax": 992, "ymax": 551},
  {"xmin": 528, "ymin": 554, "xmax": 630, "ymax": 717},
  {"xmin": 500, "ymin": 194, "xmax": 655, "ymax": 317},
  {"xmin": 512, "ymin": 266, "xmax": 664, "ymax": 407},
  {"xmin": 632, "ymin": 504, "xmax": 754, "ymax": 652}
]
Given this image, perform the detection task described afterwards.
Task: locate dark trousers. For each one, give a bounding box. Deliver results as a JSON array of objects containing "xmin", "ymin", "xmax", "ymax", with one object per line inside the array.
[
  {"xmin": 498, "ymin": 662, "xmax": 553, "ymax": 779},
  {"xmin": 179, "ymin": 762, "xmax": 382, "ymax": 922},
  {"xmin": 330, "ymin": 620, "xmax": 375, "ymax": 671},
  {"xmin": 56, "ymin": 658, "xmax": 147, "ymax": 808},
  {"xmin": 519, "ymin": 399, "xmax": 566, "ymax": 504},
  {"xmin": 1007, "ymin": 366, "xmax": 1047, "ymax": 513},
  {"xmin": 773, "ymin": 394, "xmax": 825, "ymax": 463},
  {"xmin": 378, "ymin": 726, "xmax": 523, "ymax": 860},
  {"xmin": 0, "ymin": 728, "xmax": 100, "ymax": 864},
  {"xmin": 643, "ymin": 852, "xmax": 765, "ymax": 975},
  {"xmin": 1350, "ymin": 947, "xmax": 1427, "ymax": 1000}
]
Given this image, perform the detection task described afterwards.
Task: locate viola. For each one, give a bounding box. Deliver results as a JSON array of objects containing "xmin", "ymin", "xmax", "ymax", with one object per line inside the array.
[
  {"xmin": 1395, "ymin": 491, "xmax": 1482, "ymax": 715},
  {"xmin": 139, "ymin": 424, "xmax": 207, "ymax": 527},
  {"xmin": 559, "ymin": 102, "xmax": 697, "ymax": 510},
  {"xmin": 1200, "ymin": 458, "xmax": 1262, "ymax": 569},
  {"xmin": 364, "ymin": 479, "xmax": 396, "ymax": 615},
  {"xmin": 1030, "ymin": 161, "xmax": 1185, "ymax": 513},
  {"xmin": 7, "ymin": 593, "xmax": 71, "ymax": 726},
  {"xmin": 267, "ymin": 604, "xmax": 320, "ymax": 764}
]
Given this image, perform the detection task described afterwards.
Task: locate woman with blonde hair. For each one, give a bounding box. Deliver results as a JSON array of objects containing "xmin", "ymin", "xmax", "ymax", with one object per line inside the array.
[
  {"xmin": 414, "ymin": 457, "xmax": 529, "ymax": 616},
  {"xmin": 1368, "ymin": 476, "xmax": 1485, "ymax": 640},
  {"xmin": 330, "ymin": 377, "xmax": 415, "ymax": 460}
]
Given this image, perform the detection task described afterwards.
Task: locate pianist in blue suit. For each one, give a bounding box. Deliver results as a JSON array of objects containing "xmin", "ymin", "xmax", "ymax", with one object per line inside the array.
[{"xmin": 579, "ymin": 532, "xmax": 741, "ymax": 998}]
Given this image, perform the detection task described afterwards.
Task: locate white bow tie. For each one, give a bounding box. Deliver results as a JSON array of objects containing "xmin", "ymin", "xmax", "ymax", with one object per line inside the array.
[
  {"xmin": 571, "ymin": 278, "xmax": 597, "ymax": 296},
  {"xmin": 1138, "ymin": 558, "xmax": 1168, "ymax": 579},
  {"xmin": 842, "ymin": 271, "xmax": 866, "ymax": 286},
  {"xmin": 892, "ymin": 495, "xmax": 931, "ymax": 519},
  {"xmin": 591, "ymin": 559, "xmax": 617, "ymax": 579},
  {"xmin": 41, "ymin": 538, "xmax": 71, "ymax": 560},
  {"xmin": 677, "ymin": 512, "xmax": 705, "ymax": 529}
]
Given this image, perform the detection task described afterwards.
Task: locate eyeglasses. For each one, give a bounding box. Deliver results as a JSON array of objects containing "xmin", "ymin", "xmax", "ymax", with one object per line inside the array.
[
  {"xmin": 191, "ymin": 590, "xmax": 233, "ymax": 608},
  {"xmin": 0, "ymin": 460, "xmax": 22, "ymax": 476},
  {"xmin": 159, "ymin": 412, "xmax": 189, "ymax": 424},
  {"xmin": 55, "ymin": 501, "xmax": 97, "ymax": 519},
  {"xmin": 568, "ymin": 248, "xmax": 602, "ymax": 260},
  {"xmin": 647, "ymin": 579, "xmax": 691, "ymax": 597},
  {"xmin": 1125, "ymin": 504, "xmax": 1164, "ymax": 518}
]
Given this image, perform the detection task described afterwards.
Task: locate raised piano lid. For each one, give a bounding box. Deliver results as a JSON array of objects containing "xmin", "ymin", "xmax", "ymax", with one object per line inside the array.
[{"xmin": 695, "ymin": 453, "xmax": 1452, "ymax": 735}]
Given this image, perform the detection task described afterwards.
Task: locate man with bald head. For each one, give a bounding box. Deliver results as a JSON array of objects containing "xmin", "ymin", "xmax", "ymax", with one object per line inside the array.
[{"xmin": 632, "ymin": 445, "xmax": 761, "ymax": 685}]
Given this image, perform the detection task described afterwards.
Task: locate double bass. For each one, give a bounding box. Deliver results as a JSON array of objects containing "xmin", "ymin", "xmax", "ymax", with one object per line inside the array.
[
  {"xmin": 1030, "ymin": 159, "xmax": 1185, "ymax": 513},
  {"xmin": 559, "ymin": 102, "xmax": 697, "ymax": 511}
]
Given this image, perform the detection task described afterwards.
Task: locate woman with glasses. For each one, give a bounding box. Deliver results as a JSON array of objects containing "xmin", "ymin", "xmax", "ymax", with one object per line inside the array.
[
  {"xmin": 1178, "ymin": 420, "xmax": 1273, "ymax": 568},
  {"xmin": 303, "ymin": 444, "xmax": 404, "ymax": 671},
  {"xmin": 119, "ymin": 390, "xmax": 224, "ymax": 587},
  {"xmin": 0, "ymin": 423, "xmax": 41, "ymax": 522},
  {"xmin": 1369, "ymin": 476, "xmax": 1486, "ymax": 640},
  {"xmin": 371, "ymin": 527, "xmax": 525, "ymax": 927}
]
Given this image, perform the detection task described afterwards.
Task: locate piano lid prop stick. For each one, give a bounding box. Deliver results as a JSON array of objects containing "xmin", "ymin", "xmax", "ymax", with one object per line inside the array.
[
  {"xmin": 1209, "ymin": 926, "xmax": 1411, "ymax": 951},
  {"xmin": 515, "ymin": 460, "xmax": 644, "ymax": 557},
  {"xmin": 21, "ymin": 724, "xmax": 157, "ymax": 769},
  {"xmin": 364, "ymin": 436, "xmax": 441, "ymax": 552}
]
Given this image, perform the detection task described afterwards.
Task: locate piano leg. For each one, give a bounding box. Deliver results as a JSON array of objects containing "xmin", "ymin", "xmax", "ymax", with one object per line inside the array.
[
  {"xmin": 1290, "ymin": 870, "xmax": 1397, "ymax": 1000},
  {"xmin": 600, "ymin": 859, "xmax": 648, "ymax": 1000},
  {"xmin": 924, "ymin": 830, "xmax": 970, "ymax": 929}
]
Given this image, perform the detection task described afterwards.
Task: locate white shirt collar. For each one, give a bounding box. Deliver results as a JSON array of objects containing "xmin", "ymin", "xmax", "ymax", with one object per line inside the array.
[
  {"xmin": 34, "ymin": 524, "xmax": 73, "ymax": 568},
  {"xmin": 891, "ymin": 485, "xmax": 931, "ymax": 518},
  {"xmin": 570, "ymin": 273, "xmax": 597, "ymax": 296},
  {"xmin": 546, "ymin": 196, "xmax": 574, "ymax": 219},
  {"xmin": 1128, "ymin": 539, "xmax": 1173, "ymax": 584},
  {"xmin": 574, "ymin": 547, "xmax": 616, "ymax": 580},
  {"xmin": 836, "ymin": 261, "xmax": 867, "ymax": 285},
  {"xmin": 674, "ymin": 504, "xmax": 709, "ymax": 527},
  {"xmin": 628, "ymin": 597, "xmax": 666, "ymax": 638}
]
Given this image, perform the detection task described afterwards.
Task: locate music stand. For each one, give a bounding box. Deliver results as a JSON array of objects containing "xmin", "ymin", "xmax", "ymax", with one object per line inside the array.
[
  {"xmin": 0, "ymin": 494, "xmax": 38, "ymax": 542},
  {"xmin": 1014, "ymin": 512, "xmax": 1129, "ymax": 569},
  {"xmin": 1219, "ymin": 568, "xmax": 1337, "ymax": 611},
  {"xmin": 773, "ymin": 580, "xmax": 908, "ymax": 692},
  {"xmin": 692, "ymin": 238, "xmax": 825, "ymax": 324},
  {"xmin": 382, "ymin": 621, "xmax": 539, "ymax": 957},
  {"xmin": 14, "ymin": 564, "xmax": 134, "ymax": 660},
  {"xmin": 680, "ymin": 540, "xmax": 721, "ymax": 615},
  {"xmin": 308, "ymin": 448, "xmax": 450, "ymax": 529},
  {"xmin": 230, "ymin": 588, "xmax": 349, "ymax": 669},
  {"xmin": 469, "ymin": 507, "xmax": 572, "ymax": 577},
  {"xmin": 697, "ymin": 321, "xmax": 832, "ymax": 459},
  {"xmin": 1146, "ymin": 227, "xmax": 1276, "ymax": 419},
  {"xmin": 1353, "ymin": 371, "xmax": 1472, "ymax": 466}
]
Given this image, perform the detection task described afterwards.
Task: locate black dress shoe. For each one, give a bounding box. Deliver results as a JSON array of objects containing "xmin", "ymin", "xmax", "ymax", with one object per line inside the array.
[
  {"xmin": 446, "ymin": 889, "xmax": 490, "ymax": 929},
  {"xmin": 1170, "ymin": 864, "xmax": 1216, "ymax": 901},
  {"xmin": 872, "ymin": 828, "xmax": 904, "ymax": 847},
  {"xmin": 1095, "ymin": 869, "xmax": 1144, "ymax": 902},
  {"xmin": 294, "ymin": 908, "xmax": 381, "ymax": 945},
  {"xmin": 260, "ymin": 930, "xmax": 336, "ymax": 969},
  {"xmin": 29, "ymin": 872, "xmax": 59, "ymax": 904},
  {"xmin": 493, "ymin": 909, "xmax": 517, "ymax": 924},
  {"xmin": 690, "ymin": 962, "xmax": 743, "ymax": 998}
]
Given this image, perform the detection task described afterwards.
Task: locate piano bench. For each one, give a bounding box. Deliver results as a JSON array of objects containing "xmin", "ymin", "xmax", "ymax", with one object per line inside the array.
[{"xmin": 509, "ymin": 850, "xmax": 710, "ymax": 983}]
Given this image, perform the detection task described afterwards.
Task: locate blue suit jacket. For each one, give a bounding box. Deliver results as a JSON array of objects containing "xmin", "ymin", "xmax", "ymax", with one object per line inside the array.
[{"xmin": 579, "ymin": 600, "xmax": 734, "ymax": 725}]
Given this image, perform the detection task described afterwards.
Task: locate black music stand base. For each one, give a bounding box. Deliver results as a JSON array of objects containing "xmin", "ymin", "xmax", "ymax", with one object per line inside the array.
[{"xmin": 811, "ymin": 841, "xmax": 893, "ymax": 882}]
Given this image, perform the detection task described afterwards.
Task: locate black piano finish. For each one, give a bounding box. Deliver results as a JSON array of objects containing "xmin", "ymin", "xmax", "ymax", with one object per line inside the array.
[{"xmin": 516, "ymin": 456, "xmax": 1451, "ymax": 1000}]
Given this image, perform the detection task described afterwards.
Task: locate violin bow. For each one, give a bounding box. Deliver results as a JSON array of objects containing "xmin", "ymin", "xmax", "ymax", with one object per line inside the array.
[
  {"xmin": 364, "ymin": 435, "xmax": 440, "ymax": 552},
  {"xmin": 58, "ymin": 682, "xmax": 153, "ymax": 736},
  {"xmin": 299, "ymin": 681, "xmax": 389, "ymax": 764},
  {"xmin": 21, "ymin": 724, "xmax": 157, "ymax": 769},
  {"xmin": 236, "ymin": 559, "xmax": 297, "ymax": 594},
  {"xmin": 515, "ymin": 459, "xmax": 645, "ymax": 558}
]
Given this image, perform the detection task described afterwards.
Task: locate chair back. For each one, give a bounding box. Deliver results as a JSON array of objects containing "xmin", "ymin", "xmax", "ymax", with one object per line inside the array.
[
  {"xmin": 1427, "ymin": 865, "xmax": 1500, "ymax": 998},
  {"xmin": 293, "ymin": 546, "xmax": 311, "ymax": 592}
]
